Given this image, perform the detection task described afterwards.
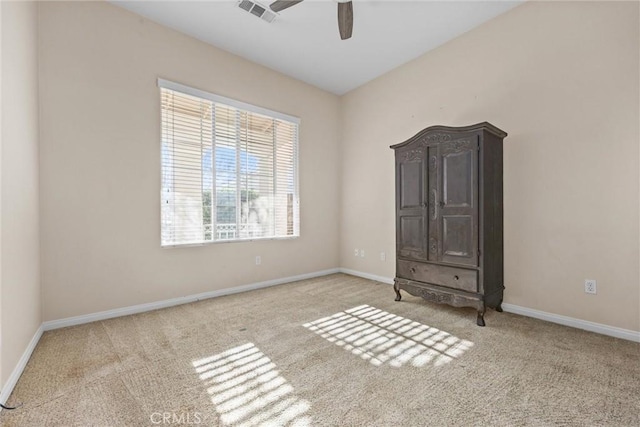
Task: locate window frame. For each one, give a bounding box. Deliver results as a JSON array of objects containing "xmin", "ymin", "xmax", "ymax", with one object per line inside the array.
[{"xmin": 158, "ymin": 78, "xmax": 301, "ymax": 248}]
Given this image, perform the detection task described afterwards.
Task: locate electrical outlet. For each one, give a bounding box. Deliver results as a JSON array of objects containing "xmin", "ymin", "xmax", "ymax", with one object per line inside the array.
[
  {"xmin": 585, "ymin": 279, "xmax": 596, "ymax": 294},
  {"xmin": 255, "ymin": 256, "xmax": 261, "ymax": 265},
  {"xmin": 354, "ymin": 248, "xmax": 359, "ymax": 256},
  {"xmin": 380, "ymin": 251, "xmax": 386, "ymax": 261},
  {"xmin": 360, "ymin": 249, "xmax": 365, "ymax": 257}
]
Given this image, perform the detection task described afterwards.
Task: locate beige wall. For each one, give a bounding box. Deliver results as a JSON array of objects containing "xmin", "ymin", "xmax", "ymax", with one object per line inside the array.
[
  {"xmin": 1, "ymin": 0, "xmax": 3, "ymax": 386},
  {"xmin": 1, "ymin": 1, "xmax": 42, "ymax": 385},
  {"xmin": 340, "ymin": 1, "xmax": 640, "ymax": 331},
  {"xmin": 38, "ymin": 1, "xmax": 340, "ymax": 321}
]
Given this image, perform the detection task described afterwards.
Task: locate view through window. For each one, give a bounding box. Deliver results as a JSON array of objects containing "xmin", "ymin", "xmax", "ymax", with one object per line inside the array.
[{"xmin": 160, "ymin": 80, "xmax": 299, "ymax": 246}]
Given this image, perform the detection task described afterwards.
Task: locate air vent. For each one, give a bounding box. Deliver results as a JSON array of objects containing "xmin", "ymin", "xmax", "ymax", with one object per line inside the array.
[{"xmin": 237, "ymin": 0, "xmax": 277, "ymax": 23}]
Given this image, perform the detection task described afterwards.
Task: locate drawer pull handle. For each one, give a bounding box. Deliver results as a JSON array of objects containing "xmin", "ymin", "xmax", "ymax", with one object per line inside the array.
[
  {"xmin": 410, "ymin": 267, "xmax": 416, "ymax": 273},
  {"xmin": 454, "ymin": 275, "xmax": 459, "ymax": 280}
]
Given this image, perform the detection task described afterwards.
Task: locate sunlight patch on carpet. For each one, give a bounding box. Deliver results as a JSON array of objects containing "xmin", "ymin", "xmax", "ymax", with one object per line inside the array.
[
  {"xmin": 303, "ymin": 305, "xmax": 474, "ymax": 367},
  {"xmin": 193, "ymin": 343, "xmax": 311, "ymax": 427}
]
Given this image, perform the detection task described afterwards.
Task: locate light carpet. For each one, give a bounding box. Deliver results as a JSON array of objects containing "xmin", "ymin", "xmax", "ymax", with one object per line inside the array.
[{"xmin": 1, "ymin": 274, "xmax": 638, "ymax": 426}]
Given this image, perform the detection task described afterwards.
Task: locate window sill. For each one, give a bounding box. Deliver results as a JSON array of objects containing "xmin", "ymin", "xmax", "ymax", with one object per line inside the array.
[{"xmin": 161, "ymin": 235, "xmax": 300, "ymax": 248}]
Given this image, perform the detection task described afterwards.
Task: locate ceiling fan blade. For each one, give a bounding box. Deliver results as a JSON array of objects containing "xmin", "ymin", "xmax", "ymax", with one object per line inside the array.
[
  {"xmin": 270, "ymin": 0, "xmax": 303, "ymax": 13},
  {"xmin": 337, "ymin": 1, "xmax": 353, "ymax": 40}
]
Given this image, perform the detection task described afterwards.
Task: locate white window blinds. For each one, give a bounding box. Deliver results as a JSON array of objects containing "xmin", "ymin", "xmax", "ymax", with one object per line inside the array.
[{"xmin": 159, "ymin": 80, "xmax": 300, "ymax": 246}]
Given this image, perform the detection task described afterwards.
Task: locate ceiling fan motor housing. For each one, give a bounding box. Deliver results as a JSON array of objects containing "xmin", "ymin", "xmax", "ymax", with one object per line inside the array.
[{"xmin": 267, "ymin": 0, "xmax": 354, "ymax": 40}]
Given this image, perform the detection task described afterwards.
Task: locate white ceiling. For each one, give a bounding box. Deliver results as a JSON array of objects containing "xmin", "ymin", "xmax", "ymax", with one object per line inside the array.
[{"xmin": 113, "ymin": 0, "xmax": 522, "ymax": 95}]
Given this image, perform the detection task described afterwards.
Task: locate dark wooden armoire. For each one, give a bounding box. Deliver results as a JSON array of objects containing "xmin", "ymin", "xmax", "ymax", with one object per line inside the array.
[{"xmin": 390, "ymin": 122, "xmax": 506, "ymax": 326}]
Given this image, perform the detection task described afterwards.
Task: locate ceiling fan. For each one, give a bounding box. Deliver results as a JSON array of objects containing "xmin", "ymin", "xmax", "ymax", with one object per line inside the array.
[{"xmin": 270, "ymin": 0, "xmax": 354, "ymax": 40}]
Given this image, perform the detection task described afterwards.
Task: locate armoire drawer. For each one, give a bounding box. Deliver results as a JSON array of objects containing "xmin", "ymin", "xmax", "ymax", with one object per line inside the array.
[{"xmin": 397, "ymin": 260, "xmax": 477, "ymax": 293}]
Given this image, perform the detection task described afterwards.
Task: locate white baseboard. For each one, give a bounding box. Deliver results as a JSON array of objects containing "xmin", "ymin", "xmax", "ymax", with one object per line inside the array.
[
  {"xmin": 338, "ymin": 268, "xmax": 394, "ymax": 285},
  {"xmin": 43, "ymin": 268, "xmax": 340, "ymax": 331},
  {"xmin": 501, "ymin": 303, "xmax": 640, "ymax": 343},
  {"xmin": 0, "ymin": 325, "xmax": 43, "ymax": 409},
  {"xmin": 339, "ymin": 268, "xmax": 640, "ymax": 343}
]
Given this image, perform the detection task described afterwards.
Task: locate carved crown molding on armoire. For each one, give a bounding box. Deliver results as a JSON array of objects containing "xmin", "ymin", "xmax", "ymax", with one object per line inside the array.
[{"xmin": 390, "ymin": 122, "xmax": 507, "ymax": 326}]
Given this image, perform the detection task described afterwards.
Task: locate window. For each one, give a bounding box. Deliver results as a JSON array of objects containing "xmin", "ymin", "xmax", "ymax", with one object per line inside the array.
[{"xmin": 159, "ymin": 79, "xmax": 299, "ymax": 246}]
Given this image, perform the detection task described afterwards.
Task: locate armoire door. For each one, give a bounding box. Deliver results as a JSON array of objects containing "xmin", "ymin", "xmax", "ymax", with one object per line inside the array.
[
  {"xmin": 436, "ymin": 137, "xmax": 479, "ymax": 267},
  {"xmin": 396, "ymin": 147, "xmax": 427, "ymax": 260}
]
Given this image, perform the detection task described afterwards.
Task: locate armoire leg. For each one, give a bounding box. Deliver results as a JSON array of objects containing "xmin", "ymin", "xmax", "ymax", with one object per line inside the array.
[
  {"xmin": 394, "ymin": 282, "xmax": 402, "ymax": 302},
  {"xmin": 496, "ymin": 299, "xmax": 503, "ymax": 313},
  {"xmin": 476, "ymin": 310, "xmax": 486, "ymax": 327}
]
